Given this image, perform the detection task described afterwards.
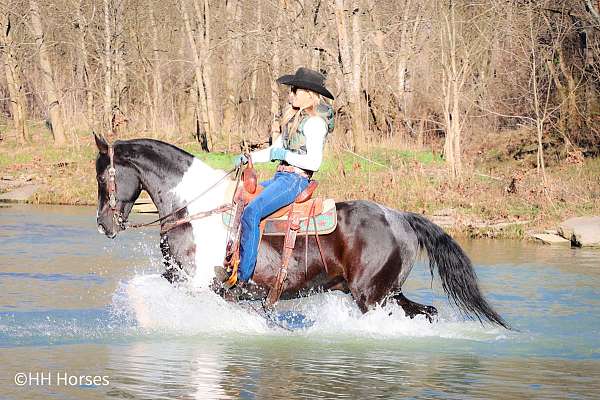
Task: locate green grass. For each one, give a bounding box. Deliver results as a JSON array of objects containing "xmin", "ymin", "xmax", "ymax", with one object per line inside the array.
[
  {"xmin": 178, "ymin": 144, "xmax": 443, "ymax": 176},
  {"xmin": 507, "ymin": 202, "xmax": 540, "ymax": 218},
  {"xmin": 0, "ymin": 152, "xmax": 33, "ymax": 169}
]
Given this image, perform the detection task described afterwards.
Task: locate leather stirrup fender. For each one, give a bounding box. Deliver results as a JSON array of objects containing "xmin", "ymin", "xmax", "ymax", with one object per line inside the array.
[{"xmin": 295, "ymin": 180, "xmax": 318, "ymax": 203}]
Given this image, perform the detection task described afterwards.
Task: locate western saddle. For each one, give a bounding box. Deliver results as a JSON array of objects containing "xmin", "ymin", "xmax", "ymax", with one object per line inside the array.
[{"xmin": 223, "ymin": 159, "xmax": 327, "ymax": 307}]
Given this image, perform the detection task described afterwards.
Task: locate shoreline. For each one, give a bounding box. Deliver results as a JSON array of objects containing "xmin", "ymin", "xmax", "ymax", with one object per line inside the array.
[{"xmin": 1, "ymin": 136, "xmax": 599, "ymax": 241}]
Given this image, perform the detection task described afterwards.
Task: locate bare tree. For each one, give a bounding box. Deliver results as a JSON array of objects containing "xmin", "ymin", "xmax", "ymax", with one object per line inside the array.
[
  {"xmin": 334, "ymin": 0, "xmax": 363, "ymax": 150},
  {"xmin": 179, "ymin": 0, "xmax": 213, "ymax": 148},
  {"xmin": 1, "ymin": 6, "xmax": 29, "ymax": 144},
  {"xmin": 439, "ymin": 0, "xmax": 468, "ymax": 178},
  {"xmin": 29, "ymin": 0, "xmax": 67, "ymax": 146},
  {"xmin": 103, "ymin": 0, "xmax": 113, "ymax": 131}
]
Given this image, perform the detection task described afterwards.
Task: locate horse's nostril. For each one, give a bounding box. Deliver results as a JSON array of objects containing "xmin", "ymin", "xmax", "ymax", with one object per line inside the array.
[{"xmin": 97, "ymin": 224, "xmax": 106, "ymax": 234}]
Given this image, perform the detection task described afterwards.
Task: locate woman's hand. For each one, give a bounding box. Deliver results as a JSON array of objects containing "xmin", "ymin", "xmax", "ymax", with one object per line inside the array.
[
  {"xmin": 234, "ymin": 154, "xmax": 249, "ymax": 167},
  {"xmin": 269, "ymin": 148, "xmax": 288, "ymax": 161}
]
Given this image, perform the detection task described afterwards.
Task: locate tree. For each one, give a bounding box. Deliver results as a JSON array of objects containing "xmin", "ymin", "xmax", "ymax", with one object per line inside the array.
[
  {"xmin": 29, "ymin": 0, "xmax": 67, "ymax": 146},
  {"xmin": 439, "ymin": 0, "xmax": 468, "ymax": 178},
  {"xmin": 334, "ymin": 0, "xmax": 364, "ymax": 150},
  {"xmin": 0, "ymin": 6, "xmax": 29, "ymax": 144}
]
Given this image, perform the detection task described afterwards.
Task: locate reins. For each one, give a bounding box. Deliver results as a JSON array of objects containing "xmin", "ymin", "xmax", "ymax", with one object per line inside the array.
[
  {"xmin": 127, "ymin": 167, "xmax": 236, "ymax": 232},
  {"xmin": 106, "ymin": 143, "xmax": 238, "ymax": 234}
]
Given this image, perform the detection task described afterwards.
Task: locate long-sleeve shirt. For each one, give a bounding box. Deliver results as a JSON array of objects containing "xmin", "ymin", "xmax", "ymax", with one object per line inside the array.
[{"xmin": 249, "ymin": 116, "xmax": 327, "ymax": 172}]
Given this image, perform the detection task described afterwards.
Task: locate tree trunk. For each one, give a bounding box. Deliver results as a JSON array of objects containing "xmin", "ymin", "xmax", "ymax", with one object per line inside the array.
[
  {"xmin": 248, "ymin": 1, "xmax": 261, "ymax": 141},
  {"xmin": 1, "ymin": 8, "xmax": 29, "ymax": 144},
  {"xmin": 334, "ymin": 0, "xmax": 362, "ymax": 150},
  {"xmin": 441, "ymin": 1, "xmax": 463, "ymax": 178},
  {"xmin": 114, "ymin": 0, "xmax": 127, "ymax": 109},
  {"xmin": 75, "ymin": 0, "xmax": 94, "ymax": 126},
  {"xmin": 150, "ymin": 7, "xmax": 164, "ymax": 134},
  {"xmin": 29, "ymin": 0, "xmax": 67, "ymax": 146},
  {"xmin": 103, "ymin": 0, "xmax": 113, "ymax": 132},
  {"xmin": 397, "ymin": 1, "xmax": 420, "ymax": 130},
  {"xmin": 350, "ymin": 0, "xmax": 363, "ymax": 144},
  {"xmin": 529, "ymin": 6, "xmax": 546, "ymax": 182},
  {"xmin": 222, "ymin": 0, "xmax": 242, "ymax": 149},
  {"xmin": 556, "ymin": 46, "xmax": 580, "ymax": 136},
  {"xmin": 193, "ymin": 0, "xmax": 217, "ymax": 146},
  {"xmin": 180, "ymin": 0, "xmax": 212, "ymax": 149},
  {"xmin": 270, "ymin": 0, "xmax": 285, "ymax": 143}
]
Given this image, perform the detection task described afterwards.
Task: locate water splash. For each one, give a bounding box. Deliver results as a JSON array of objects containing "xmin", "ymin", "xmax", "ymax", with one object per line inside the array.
[{"xmin": 113, "ymin": 273, "xmax": 509, "ymax": 342}]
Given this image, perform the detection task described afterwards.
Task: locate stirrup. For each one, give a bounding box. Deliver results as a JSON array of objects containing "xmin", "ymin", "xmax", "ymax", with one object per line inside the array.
[
  {"xmin": 215, "ymin": 259, "xmax": 239, "ymax": 288},
  {"xmin": 214, "ymin": 265, "xmax": 230, "ymax": 283},
  {"xmin": 226, "ymin": 258, "xmax": 239, "ymax": 287}
]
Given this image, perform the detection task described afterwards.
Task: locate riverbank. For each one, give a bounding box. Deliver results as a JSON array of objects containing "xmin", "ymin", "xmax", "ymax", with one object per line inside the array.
[{"xmin": 1, "ymin": 133, "xmax": 598, "ymax": 239}]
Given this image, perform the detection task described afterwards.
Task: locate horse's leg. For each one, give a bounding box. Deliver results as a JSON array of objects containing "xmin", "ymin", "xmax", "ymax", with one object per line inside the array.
[
  {"xmin": 335, "ymin": 202, "xmax": 421, "ymax": 313},
  {"xmin": 160, "ymin": 228, "xmax": 196, "ymax": 283},
  {"xmin": 160, "ymin": 235, "xmax": 182, "ymax": 283},
  {"xmin": 390, "ymin": 292, "xmax": 438, "ymax": 322},
  {"xmin": 346, "ymin": 240, "xmax": 416, "ymax": 314}
]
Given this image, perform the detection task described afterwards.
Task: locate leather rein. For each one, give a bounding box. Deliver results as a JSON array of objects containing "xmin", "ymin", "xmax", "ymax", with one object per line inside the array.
[{"xmin": 105, "ymin": 144, "xmax": 236, "ymax": 235}]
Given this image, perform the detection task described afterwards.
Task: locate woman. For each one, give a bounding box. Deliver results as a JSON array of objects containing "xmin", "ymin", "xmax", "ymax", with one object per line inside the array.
[{"xmin": 220, "ymin": 67, "xmax": 334, "ymax": 290}]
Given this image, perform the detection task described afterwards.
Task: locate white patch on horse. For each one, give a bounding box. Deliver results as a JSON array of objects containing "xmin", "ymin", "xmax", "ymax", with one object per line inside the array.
[{"xmin": 170, "ymin": 158, "xmax": 230, "ymax": 288}]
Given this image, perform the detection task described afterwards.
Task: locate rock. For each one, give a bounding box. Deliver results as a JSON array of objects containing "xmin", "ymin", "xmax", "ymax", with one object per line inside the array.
[
  {"xmin": 530, "ymin": 233, "xmax": 571, "ymax": 245},
  {"xmin": 0, "ymin": 184, "xmax": 41, "ymax": 203},
  {"xmin": 558, "ymin": 216, "xmax": 600, "ymax": 247}
]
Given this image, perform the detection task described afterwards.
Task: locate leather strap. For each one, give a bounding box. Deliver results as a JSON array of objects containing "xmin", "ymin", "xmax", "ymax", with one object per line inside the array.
[
  {"xmin": 266, "ymin": 205, "xmax": 301, "ymax": 307},
  {"xmin": 276, "ymin": 164, "xmax": 311, "ymax": 179}
]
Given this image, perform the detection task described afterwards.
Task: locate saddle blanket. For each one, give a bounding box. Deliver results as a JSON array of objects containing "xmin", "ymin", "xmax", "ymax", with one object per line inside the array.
[{"xmin": 222, "ymin": 199, "xmax": 337, "ymax": 236}]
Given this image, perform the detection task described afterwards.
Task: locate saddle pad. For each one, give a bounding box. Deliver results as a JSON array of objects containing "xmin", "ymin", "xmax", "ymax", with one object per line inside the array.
[{"xmin": 222, "ymin": 199, "xmax": 337, "ymax": 236}]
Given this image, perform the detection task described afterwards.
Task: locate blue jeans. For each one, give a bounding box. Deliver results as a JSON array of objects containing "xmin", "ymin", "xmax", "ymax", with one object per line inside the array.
[{"xmin": 238, "ymin": 172, "xmax": 309, "ymax": 282}]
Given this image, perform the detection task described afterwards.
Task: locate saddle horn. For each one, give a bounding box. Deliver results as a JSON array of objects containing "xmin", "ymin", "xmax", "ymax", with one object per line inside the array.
[{"xmin": 242, "ymin": 153, "xmax": 257, "ymax": 194}]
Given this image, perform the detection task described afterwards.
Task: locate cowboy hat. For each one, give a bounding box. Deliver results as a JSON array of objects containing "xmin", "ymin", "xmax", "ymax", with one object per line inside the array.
[{"xmin": 276, "ymin": 67, "xmax": 335, "ymax": 100}]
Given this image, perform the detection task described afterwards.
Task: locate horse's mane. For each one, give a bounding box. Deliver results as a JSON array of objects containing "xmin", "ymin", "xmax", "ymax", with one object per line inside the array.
[
  {"xmin": 119, "ymin": 138, "xmax": 196, "ymax": 158},
  {"xmin": 114, "ymin": 138, "xmax": 228, "ymax": 183},
  {"xmin": 114, "ymin": 138, "xmax": 196, "ymax": 176}
]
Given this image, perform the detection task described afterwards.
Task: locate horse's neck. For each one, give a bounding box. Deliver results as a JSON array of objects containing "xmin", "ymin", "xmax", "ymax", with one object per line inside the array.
[
  {"xmin": 141, "ymin": 156, "xmax": 229, "ymax": 218},
  {"xmin": 170, "ymin": 158, "xmax": 230, "ymax": 213}
]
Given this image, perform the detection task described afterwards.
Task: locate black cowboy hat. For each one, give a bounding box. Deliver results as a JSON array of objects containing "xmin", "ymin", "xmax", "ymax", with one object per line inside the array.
[{"xmin": 276, "ymin": 67, "xmax": 335, "ymax": 100}]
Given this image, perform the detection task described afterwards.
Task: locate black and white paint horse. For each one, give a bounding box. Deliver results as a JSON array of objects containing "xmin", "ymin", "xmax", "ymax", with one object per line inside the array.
[{"xmin": 94, "ymin": 134, "xmax": 509, "ymax": 328}]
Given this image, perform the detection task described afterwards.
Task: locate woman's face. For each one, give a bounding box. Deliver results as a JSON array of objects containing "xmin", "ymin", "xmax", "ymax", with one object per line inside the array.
[{"xmin": 289, "ymin": 87, "xmax": 313, "ymax": 109}]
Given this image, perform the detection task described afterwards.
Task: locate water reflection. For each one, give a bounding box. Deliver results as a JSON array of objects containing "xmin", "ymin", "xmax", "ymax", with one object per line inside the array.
[{"xmin": 99, "ymin": 338, "xmax": 600, "ymax": 399}]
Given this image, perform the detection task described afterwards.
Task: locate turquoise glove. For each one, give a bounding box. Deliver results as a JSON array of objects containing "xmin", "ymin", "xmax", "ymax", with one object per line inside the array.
[
  {"xmin": 270, "ymin": 148, "xmax": 287, "ymax": 161},
  {"xmin": 234, "ymin": 154, "xmax": 248, "ymax": 167}
]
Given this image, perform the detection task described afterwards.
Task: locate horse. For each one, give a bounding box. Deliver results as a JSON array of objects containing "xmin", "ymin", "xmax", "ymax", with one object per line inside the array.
[{"xmin": 93, "ymin": 134, "xmax": 509, "ymax": 329}]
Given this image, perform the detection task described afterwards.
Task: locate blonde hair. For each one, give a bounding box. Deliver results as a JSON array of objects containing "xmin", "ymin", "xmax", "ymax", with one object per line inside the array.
[{"xmin": 280, "ymin": 89, "xmax": 322, "ymax": 136}]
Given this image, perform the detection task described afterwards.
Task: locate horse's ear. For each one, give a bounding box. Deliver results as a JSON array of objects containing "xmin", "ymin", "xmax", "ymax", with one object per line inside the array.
[{"xmin": 93, "ymin": 131, "xmax": 109, "ymax": 154}]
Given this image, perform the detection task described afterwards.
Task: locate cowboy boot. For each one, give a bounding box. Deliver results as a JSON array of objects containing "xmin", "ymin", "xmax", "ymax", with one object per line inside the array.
[{"xmin": 214, "ymin": 265, "xmax": 230, "ymax": 283}]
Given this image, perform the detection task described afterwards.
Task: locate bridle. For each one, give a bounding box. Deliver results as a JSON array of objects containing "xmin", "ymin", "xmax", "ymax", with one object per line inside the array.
[
  {"xmin": 106, "ymin": 145, "xmax": 127, "ymax": 230},
  {"xmin": 102, "ymin": 143, "xmax": 238, "ymax": 235}
]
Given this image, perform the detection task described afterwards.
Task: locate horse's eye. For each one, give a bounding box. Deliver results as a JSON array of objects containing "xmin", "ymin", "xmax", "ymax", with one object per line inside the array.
[{"xmin": 97, "ymin": 175, "xmax": 106, "ymax": 183}]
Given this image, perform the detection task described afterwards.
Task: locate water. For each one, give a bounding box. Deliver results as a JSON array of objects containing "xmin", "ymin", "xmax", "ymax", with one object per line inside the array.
[{"xmin": 1, "ymin": 204, "xmax": 599, "ymax": 399}]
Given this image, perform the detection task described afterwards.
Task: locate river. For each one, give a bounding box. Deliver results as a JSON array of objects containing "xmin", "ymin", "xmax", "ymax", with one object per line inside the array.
[{"xmin": 1, "ymin": 204, "xmax": 599, "ymax": 399}]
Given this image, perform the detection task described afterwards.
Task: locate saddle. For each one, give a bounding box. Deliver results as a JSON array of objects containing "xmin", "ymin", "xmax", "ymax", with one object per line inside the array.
[{"xmin": 222, "ymin": 160, "xmax": 337, "ymax": 307}]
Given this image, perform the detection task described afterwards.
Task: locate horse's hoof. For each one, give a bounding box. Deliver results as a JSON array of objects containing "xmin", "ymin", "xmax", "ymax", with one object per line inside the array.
[
  {"xmin": 426, "ymin": 306, "xmax": 438, "ymax": 316},
  {"xmin": 424, "ymin": 306, "xmax": 439, "ymax": 323}
]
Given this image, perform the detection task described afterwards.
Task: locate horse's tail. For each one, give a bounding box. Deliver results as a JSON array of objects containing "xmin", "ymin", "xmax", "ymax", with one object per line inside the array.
[{"xmin": 403, "ymin": 212, "xmax": 509, "ymax": 329}]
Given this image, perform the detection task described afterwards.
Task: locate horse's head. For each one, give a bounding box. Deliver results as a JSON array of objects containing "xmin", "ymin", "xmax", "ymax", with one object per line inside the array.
[{"xmin": 94, "ymin": 133, "xmax": 142, "ymax": 238}]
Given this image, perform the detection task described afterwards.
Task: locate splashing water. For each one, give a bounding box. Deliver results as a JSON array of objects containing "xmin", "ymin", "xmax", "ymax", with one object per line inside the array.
[{"xmin": 107, "ymin": 271, "xmax": 510, "ymax": 343}]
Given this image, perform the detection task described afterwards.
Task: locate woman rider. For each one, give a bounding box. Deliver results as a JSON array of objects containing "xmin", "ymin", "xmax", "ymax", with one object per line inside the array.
[{"xmin": 218, "ymin": 67, "xmax": 334, "ymax": 291}]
